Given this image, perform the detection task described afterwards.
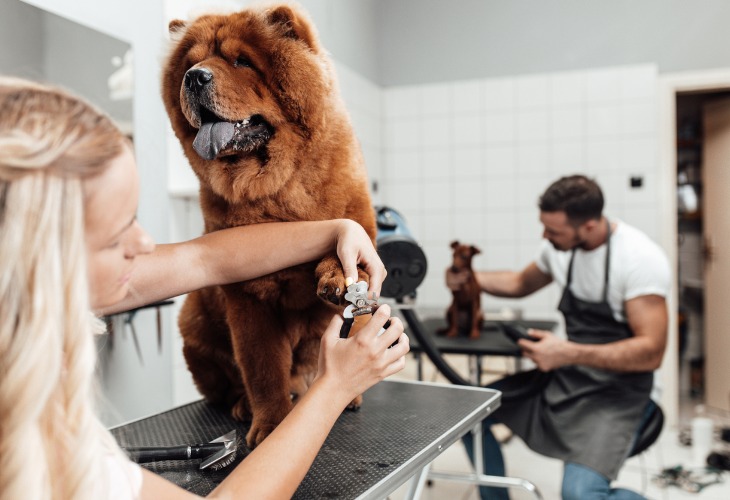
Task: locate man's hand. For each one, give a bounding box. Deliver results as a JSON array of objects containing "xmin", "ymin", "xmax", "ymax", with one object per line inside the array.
[
  {"xmin": 445, "ymin": 268, "xmax": 469, "ymax": 291},
  {"xmin": 519, "ymin": 295, "xmax": 668, "ymax": 373},
  {"xmin": 517, "ymin": 329, "xmax": 572, "ymax": 372}
]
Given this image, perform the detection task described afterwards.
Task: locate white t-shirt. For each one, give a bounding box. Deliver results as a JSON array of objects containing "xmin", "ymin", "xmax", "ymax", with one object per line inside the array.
[
  {"xmin": 104, "ymin": 453, "xmax": 143, "ymax": 500},
  {"xmin": 535, "ymin": 219, "xmax": 671, "ymax": 323}
]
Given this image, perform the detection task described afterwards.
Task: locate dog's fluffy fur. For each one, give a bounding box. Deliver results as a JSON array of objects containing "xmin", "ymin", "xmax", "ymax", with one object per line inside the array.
[
  {"xmin": 161, "ymin": 3, "xmax": 375, "ymax": 447},
  {"xmin": 440, "ymin": 241, "xmax": 483, "ymax": 339}
]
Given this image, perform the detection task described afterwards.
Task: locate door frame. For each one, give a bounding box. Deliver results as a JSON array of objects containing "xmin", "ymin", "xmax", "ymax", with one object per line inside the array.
[{"xmin": 658, "ymin": 68, "xmax": 730, "ymax": 427}]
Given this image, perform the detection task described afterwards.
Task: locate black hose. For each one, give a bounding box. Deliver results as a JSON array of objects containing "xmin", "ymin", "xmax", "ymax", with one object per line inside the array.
[
  {"xmin": 399, "ymin": 307, "xmax": 473, "ymax": 387},
  {"xmin": 399, "ymin": 307, "xmax": 553, "ymax": 400}
]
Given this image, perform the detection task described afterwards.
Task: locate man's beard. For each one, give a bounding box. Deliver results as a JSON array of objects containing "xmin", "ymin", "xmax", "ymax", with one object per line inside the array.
[{"xmin": 550, "ymin": 235, "xmax": 587, "ymax": 251}]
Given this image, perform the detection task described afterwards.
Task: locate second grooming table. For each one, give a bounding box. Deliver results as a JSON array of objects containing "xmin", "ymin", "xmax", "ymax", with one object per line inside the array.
[{"xmin": 400, "ymin": 314, "xmax": 558, "ymax": 382}]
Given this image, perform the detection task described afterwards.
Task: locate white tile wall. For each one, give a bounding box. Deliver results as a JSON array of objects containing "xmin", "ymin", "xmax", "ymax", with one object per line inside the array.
[
  {"xmin": 381, "ymin": 64, "xmax": 660, "ymax": 319},
  {"xmin": 167, "ymin": 62, "xmax": 662, "ymax": 402}
]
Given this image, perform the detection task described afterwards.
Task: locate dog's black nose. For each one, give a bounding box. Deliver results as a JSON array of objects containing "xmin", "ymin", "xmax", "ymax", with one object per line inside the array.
[{"xmin": 184, "ymin": 68, "xmax": 213, "ymax": 92}]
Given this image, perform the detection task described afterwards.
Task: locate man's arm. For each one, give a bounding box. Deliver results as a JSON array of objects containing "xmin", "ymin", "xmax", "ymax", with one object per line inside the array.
[
  {"xmin": 99, "ymin": 219, "xmax": 382, "ymax": 316},
  {"xmin": 475, "ymin": 262, "xmax": 553, "ymax": 298},
  {"xmin": 521, "ymin": 294, "xmax": 668, "ymax": 372}
]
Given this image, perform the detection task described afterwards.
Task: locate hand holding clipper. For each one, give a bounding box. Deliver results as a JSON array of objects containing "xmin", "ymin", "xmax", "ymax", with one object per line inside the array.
[{"xmin": 339, "ymin": 277, "xmax": 392, "ymax": 339}]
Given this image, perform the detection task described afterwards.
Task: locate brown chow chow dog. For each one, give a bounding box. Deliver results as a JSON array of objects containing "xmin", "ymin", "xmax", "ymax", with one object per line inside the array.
[
  {"xmin": 440, "ymin": 241, "xmax": 483, "ymax": 339},
  {"xmin": 161, "ymin": 3, "xmax": 376, "ymax": 447}
]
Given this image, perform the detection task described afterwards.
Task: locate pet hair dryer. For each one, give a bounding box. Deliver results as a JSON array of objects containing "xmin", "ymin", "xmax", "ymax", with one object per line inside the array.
[
  {"xmin": 375, "ymin": 206, "xmax": 427, "ymax": 300},
  {"xmin": 374, "ymin": 206, "xmax": 470, "ymax": 386}
]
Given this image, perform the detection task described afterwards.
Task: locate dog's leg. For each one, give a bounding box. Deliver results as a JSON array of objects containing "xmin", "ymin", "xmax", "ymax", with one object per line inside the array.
[
  {"xmin": 225, "ymin": 294, "xmax": 295, "ymax": 448},
  {"xmin": 445, "ymin": 302, "xmax": 459, "ymax": 337},
  {"xmin": 290, "ymin": 334, "xmax": 320, "ymax": 404},
  {"xmin": 179, "ymin": 289, "xmax": 245, "ymax": 409}
]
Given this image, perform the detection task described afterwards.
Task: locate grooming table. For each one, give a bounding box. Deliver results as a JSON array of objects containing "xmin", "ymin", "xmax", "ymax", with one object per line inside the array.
[
  {"xmin": 111, "ymin": 380, "xmax": 500, "ymax": 499},
  {"xmin": 402, "ymin": 315, "xmax": 557, "ymax": 381}
]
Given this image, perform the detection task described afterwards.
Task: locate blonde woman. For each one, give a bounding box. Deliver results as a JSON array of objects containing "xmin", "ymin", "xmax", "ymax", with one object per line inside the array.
[{"xmin": 0, "ymin": 77, "xmax": 408, "ymax": 500}]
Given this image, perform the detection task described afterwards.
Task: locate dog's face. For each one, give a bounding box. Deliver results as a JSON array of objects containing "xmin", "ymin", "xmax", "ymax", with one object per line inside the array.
[
  {"xmin": 161, "ymin": 5, "xmax": 334, "ymax": 202},
  {"xmin": 449, "ymin": 240, "xmax": 481, "ymax": 272}
]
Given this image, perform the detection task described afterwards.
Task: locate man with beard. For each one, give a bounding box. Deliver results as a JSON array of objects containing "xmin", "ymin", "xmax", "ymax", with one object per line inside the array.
[{"xmin": 459, "ymin": 175, "xmax": 670, "ymax": 499}]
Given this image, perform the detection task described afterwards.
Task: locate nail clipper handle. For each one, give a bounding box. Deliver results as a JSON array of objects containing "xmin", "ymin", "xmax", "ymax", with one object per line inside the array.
[
  {"xmin": 339, "ymin": 317, "xmax": 355, "ymax": 339},
  {"xmin": 341, "ymin": 318, "xmax": 393, "ymax": 339},
  {"xmin": 377, "ymin": 320, "xmax": 392, "ymax": 336}
]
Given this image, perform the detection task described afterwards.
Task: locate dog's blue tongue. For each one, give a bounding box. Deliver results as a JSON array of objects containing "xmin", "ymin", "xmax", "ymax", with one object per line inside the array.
[{"xmin": 192, "ymin": 121, "xmax": 235, "ymax": 160}]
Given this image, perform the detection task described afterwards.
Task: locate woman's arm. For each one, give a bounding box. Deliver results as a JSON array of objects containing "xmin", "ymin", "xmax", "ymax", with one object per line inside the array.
[
  {"xmin": 138, "ymin": 305, "xmax": 409, "ymax": 499},
  {"xmin": 101, "ymin": 219, "xmax": 384, "ymax": 315}
]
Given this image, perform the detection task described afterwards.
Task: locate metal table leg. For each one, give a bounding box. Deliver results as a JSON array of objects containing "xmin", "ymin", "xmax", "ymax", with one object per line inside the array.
[{"xmin": 403, "ymin": 463, "xmax": 431, "ymax": 500}]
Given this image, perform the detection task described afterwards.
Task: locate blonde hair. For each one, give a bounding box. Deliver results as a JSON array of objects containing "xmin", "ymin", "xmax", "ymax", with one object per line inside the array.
[{"xmin": 0, "ymin": 77, "xmax": 127, "ymax": 500}]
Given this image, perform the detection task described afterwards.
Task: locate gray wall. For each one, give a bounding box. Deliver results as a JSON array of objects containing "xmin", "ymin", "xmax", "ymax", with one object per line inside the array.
[
  {"xmin": 43, "ymin": 13, "xmax": 133, "ymax": 123},
  {"xmin": 0, "ymin": 0, "xmax": 44, "ymax": 78},
  {"xmin": 298, "ymin": 0, "xmax": 380, "ymax": 83},
  {"xmin": 0, "ymin": 0, "xmax": 132, "ymax": 123},
  {"xmin": 374, "ymin": 0, "xmax": 730, "ymax": 86}
]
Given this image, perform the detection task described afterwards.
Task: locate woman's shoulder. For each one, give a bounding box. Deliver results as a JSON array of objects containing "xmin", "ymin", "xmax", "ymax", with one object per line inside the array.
[{"xmin": 104, "ymin": 452, "xmax": 143, "ymax": 500}]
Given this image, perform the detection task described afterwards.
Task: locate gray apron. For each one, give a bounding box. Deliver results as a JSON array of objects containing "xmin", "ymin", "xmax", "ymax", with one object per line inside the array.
[{"xmin": 492, "ymin": 222, "xmax": 653, "ymax": 479}]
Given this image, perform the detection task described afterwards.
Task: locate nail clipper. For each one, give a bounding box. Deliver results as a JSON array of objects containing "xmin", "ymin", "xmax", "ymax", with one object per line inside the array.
[{"xmin": 339, "ymin": 278, "xmax": 391, "ymax": 339}]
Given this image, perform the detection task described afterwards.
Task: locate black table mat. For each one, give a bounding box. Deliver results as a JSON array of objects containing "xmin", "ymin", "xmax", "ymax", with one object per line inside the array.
[
  {"xmin": 111, "ymin": 380, "xmax": 499, "ymax": 499},
  {"xmin": 404, "ymin": 316, "xmax": 558, "ymax": 356}
]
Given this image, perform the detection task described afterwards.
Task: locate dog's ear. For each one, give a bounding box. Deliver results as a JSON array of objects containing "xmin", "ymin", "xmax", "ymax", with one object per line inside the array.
[
  {"xmin": 169, "ymin": 19, "xmax": 187, "ymax": 34},
  {"xmin": 266, "ymin": 5, "xmax": 318, "ymax": 50},
  {"xmin": 450, "ymin": 240, "xmax": 460, "ymax": 249},
  {"xmin": 168, "ymin": 19, "xmax": 189, "ymax": 44},
  {"xmin": 470, "ymin": 245, "xmax": 481, "ymax": 256}
]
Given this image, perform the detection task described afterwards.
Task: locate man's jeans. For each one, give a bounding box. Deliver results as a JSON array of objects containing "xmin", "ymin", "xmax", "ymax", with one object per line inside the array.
[
  {"xmin": 462, "ymin": 400, "xmax": 656, "ymax": 499},
  {"xmin": 561, "ymin": 462, "xmax": 645, "ymax": 499}
]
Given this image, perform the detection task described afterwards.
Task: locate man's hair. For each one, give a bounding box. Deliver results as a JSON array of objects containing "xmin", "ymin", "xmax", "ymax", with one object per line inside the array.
[{"xmin": 538, "ymin": 175, "xmax": 604, "ymax": 225}]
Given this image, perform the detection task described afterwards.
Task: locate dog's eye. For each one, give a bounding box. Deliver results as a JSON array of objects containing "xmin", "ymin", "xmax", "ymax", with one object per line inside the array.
[{"xmin": 234, "ymin": 56, "xmax": 252, "ymax": 68}]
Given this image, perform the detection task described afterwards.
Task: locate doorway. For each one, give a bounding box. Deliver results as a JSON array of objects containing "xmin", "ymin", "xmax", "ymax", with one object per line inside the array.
[
  {"xmin": 659, "ymin": 70, "xmax": 730, "ymax": 427},
  {"xmin": 675, "ymin": 91, "xmax": 730, "ymax": 423}
]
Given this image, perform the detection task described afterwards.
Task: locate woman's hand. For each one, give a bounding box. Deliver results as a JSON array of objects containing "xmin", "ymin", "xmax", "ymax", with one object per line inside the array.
[
  {"xmin": 334, "ymin": 219, "xmax": 386, "ymax": 298},
  {"xmin": 315, "ymin": 304, "xmax": 409, "ymax": 407}
]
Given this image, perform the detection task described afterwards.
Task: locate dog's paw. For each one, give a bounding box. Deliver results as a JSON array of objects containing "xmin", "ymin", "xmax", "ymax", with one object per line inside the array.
[
  {"xmin": 246, "ymin": 420, "xmax": 279, "ymax": 449},
  {"xmin": 346, "ymin": 394, "xmax": 363, "ymax": 411},
  {"xmin": 317, "ymin": 275, "xmax": 344, "ymax": 305},
  {"xmin": 316, "ymin": 258, "xmax": 371, "ymax": 305},
  {"xmin": 230, "ymin": 396, "xmax": 252, "ymax": 422}
]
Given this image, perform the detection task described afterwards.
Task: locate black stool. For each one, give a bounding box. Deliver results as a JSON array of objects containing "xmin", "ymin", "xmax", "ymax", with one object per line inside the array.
[{"xmin": 629, "ymin": 401, "xmax": 664, "ymax": 457}]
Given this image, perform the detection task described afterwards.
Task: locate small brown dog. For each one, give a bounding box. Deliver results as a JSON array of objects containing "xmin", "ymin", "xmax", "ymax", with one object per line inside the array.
[{"xmin": 440, "ymin": 241, "xmax": 483, "ymax": 339}]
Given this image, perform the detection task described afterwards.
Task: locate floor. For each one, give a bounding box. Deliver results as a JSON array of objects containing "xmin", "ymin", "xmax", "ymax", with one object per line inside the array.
[{"xmin": 384, "ymin": 353, "xmax": 730, "ymax": 500}]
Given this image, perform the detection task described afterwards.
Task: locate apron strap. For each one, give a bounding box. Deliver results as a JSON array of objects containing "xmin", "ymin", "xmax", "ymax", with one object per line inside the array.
[
  {"xmin": 603, "ymin": 219, "xmax": 612, "ymax": 302},
  {"xmin": 565, "ymin": 218, "xmax": 612, "ymax": 302}
]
